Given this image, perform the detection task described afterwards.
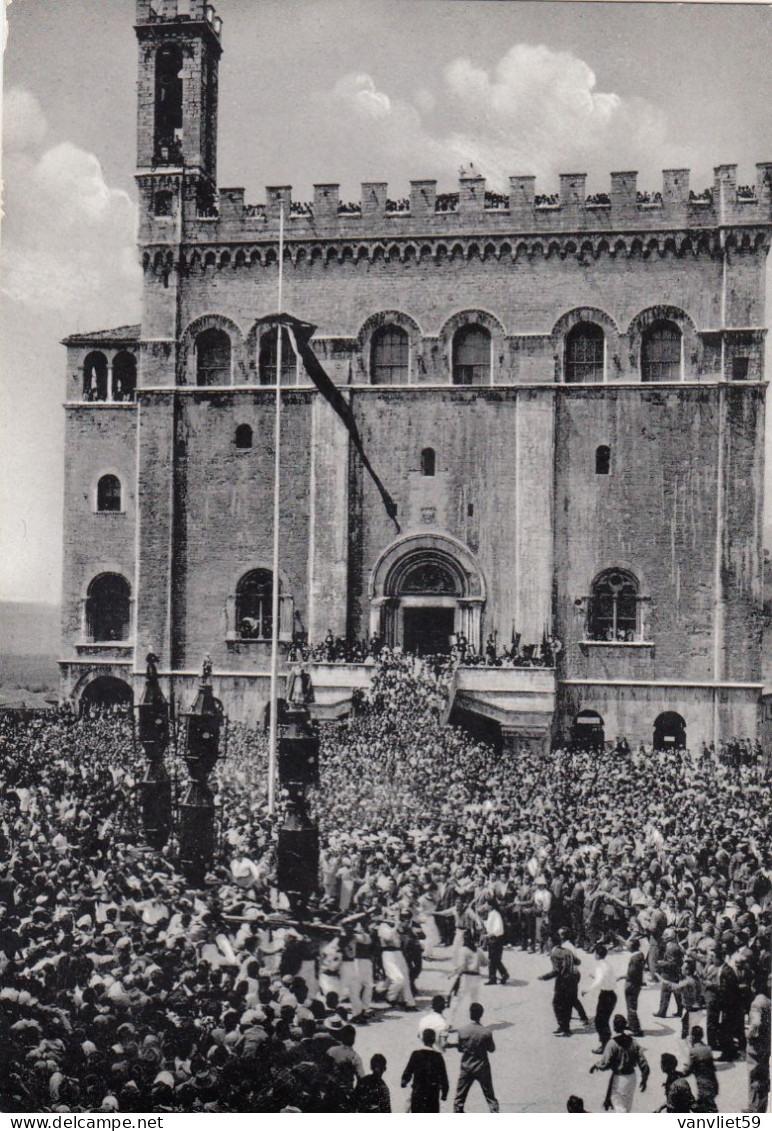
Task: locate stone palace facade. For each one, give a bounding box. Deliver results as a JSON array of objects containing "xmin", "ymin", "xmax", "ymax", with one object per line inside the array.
[{"xmin": 59, "ymin": 0, "xmax": 772, "ymax": 753}]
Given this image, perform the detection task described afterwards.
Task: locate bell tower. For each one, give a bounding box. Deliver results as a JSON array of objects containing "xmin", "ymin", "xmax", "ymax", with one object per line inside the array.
[{"xmin": 134, "ymin": 0, "xmax": 222, "ymax": 216}]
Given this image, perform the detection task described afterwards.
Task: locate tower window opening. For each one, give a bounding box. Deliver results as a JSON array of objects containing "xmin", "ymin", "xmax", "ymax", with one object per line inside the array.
[
  {"xmin": 258, "ymin": 327, "xmax": 297, "ymax": 385},
  {"xmin": 113, "ymin": 351, "xmax": 137, "ymax": 401},
  {"xmin": 86, "ymin": 573, "xmax": 131, "ymax": 642},
  {"xmin": 235, "ymin": 423, "xmax": 253, "ymax": 449},
  {"xmin": 154, "ymin": 44, "xmax": 184, "ymax": 161},
  {"xmin": 370, "ymin": 325, "xmax": 409, "ymax": 385},
  {"xmin": 565, "ymin": 322, "xmax": 605, "ymax": 383},
  {"xmin": 588, "ymin": 568, "xmax": 639, "ymax": 642},
  {"xmin": 196, "ymin": 327, "xmax": 231, "ymax": 386},
  {"xmin": 97, "ymin": 474, "xmax": 122, "ymax": 512},
  {"xmin": 154, "ymin": 191, "xmax": 173, "ymax": 217},
  {"xmin": 452, "ymin": 324, "xmax": 491, "ymax": 385},
  {"xmin": 83, "ymin": 352, "xmax": 108, "ymax": 402},
  {"xmin": 420, "ymin": 447, "xmax": 436, "ymax": 477},
  {"xmin": 641, "ymin": 320, "xmax": 682, "ymax": 382},
  {"xmin": 732, "ymin": 356, "xmax": 750, "ymax": 380},
  {"xmin": 237, "ymin": 569, "xmax": 276, "ymax": 640},
  {"xmin": 595, "ymin": 445, "xmax": 611, "ymax": 475}
]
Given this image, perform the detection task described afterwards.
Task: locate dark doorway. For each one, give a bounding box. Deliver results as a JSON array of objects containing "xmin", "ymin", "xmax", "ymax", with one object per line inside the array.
[
  {"xmin": 571, "ymin": 710, "xmax": 605, "ymax": 751},
  {"xmin": 653, "ymin": 711, "xmax": 686, "ymax": 751},
  {"xmin": 403, "ymin": 607, "xmax": 455, "ymax": 655},
  {"xmin": 80, "ymin": 677, "xmax": 133, "ymax": 715}
]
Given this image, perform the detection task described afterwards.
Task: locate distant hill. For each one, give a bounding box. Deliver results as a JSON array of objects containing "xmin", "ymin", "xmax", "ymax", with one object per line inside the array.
[{"xmin": 0, "ymin": 601, "xmax": 60, "ymax": 655}]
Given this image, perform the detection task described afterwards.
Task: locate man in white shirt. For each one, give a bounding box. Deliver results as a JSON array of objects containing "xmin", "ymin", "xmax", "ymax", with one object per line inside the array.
[
  {"xmin": 418, "ymin": 994, "xmax": 451, "ymax": 1050},
  {"xmin": 582, "ymin": 943, "xmax": 618, "ymax": 1053},
  {"xmin": 484, "ymin": 900, "xmax": 509, "ymax": 985}
]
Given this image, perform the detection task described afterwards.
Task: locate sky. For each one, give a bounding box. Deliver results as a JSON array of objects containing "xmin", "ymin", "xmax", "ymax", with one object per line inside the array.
[{"xmin": 1, "ymin": 0, "xmax": 772, "ymax": 604}]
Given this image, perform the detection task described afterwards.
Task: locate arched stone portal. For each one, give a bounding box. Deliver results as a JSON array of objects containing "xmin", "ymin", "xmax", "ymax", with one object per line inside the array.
[
  {"xmin": 571, "ymin": 709, "xmax": 605, "ymax": 750},
  {"xmin": 369, "ymin": 534, "xmax": 485, "ymax": 654},
  {"xmin": 653, "ymin": 711, "xmax": 686, "ymax": 750},
  {"xmin": 80, "ymin": 676, "xmax": 134, "ymax": 715}
]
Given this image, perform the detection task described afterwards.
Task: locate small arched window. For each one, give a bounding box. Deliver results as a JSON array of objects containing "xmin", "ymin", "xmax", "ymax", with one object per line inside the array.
[
  {"xmin": 452, "ymin": 325, "xmax": 491, "ymax": 385},
  {"xmin": 421, "ymin": 447, "xmax": 436, "ymax": 477},
  {"xmin": 236, "ymin": 569, "xmax": 276, "ymax": 640},
  {"xmin": 235, "ymin": 423, "xmax": 253, "ymax": 449},
  {"xmin": 641, "ymin": 320, "xmax": 682, "ymax": 382},
  {"xmin": 155, "ymin": 44, "xmax": 184, "ymax": 160},
  {"xmin": 371, "ymin": 325, "xmax": 409, "ymax": 385},
  {"xmin": 258, "ymin": 327, "xmax": 297, "ymax": 385},
  {"xmin": 113, "ymin": 351, "xmax": 137, "ymax": 401},
  {"xmin": 154, "ymin": 191, "xmax": 173, "ymax": 217},
  {"xmin": 97, "ymin": 475, "xmax": 122, "ymax": 512},
  {"xmin": 86, "ymin": 573, "xmax": 131, "ymax": 642},
  {"xmin": 83, "ymin": 352, "xmax": 108, "ymax": 401},
  {"xmin": 565, "ymin": 322, "xmax": 605, "ymax": 383},
  {"xmin": 196, "ymin": 328, "xmax": 231, "ymax": 386},
  {"xmin": 589, "ymin": 569, "xmax": 639, "ymax": 642},
  {"xmin": 595, "ymin": 445, "xmax": 611, "ymax": 475}
]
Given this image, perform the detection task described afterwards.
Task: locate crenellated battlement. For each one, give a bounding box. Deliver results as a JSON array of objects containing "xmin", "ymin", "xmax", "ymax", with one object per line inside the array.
[
  {"xmin": 135, "ymin": 0, "xmax": 222, "ymax": 34},
  {"xmin": 157, "ymin": 163, "xmax": 772, "ymax": 246}
]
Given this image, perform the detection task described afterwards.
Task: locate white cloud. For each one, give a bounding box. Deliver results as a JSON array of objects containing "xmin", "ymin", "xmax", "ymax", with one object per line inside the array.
[
  {"xmin": 333, "ymin": 73, "xmax": 391, "ymax": 121},
  {"xmin": 2, "ymin": 87, "xmax": 47, "ymax": 151},
  {"xmin": 321, "ymin": 45, "xmax": 673, "ymax": 192},
  {"xmin": 1, "ymin": 90, "xmax": 141, "ymax": 324}
]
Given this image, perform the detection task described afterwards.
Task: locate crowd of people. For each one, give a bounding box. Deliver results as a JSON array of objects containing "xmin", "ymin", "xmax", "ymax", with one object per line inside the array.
[
  {"xmin": 0, "ymin": 653, "xmax": 769, "ymax": 1113},
  {"xmin": 287, "ymin": 629, "xmax": 560, "ymax": 668}
]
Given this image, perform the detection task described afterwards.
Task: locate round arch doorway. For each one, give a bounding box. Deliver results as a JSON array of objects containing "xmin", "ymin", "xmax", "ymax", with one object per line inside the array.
[
  {"xmin": 371, "ymin": 537, "xmax": 485, "ymax": 655},
  {"xmin": 80, "ymin": 676, "xmax": 134, "ymax": 716},
  {"xmin": 396, "ymin": 556, "xmax": 461, "ymax": 655},
  {"xmin": 571, "ymin": 710, "xmax": 605, "ymax": 751},
  {"xmin": 653, "ymin": 711, "xmax": 686, "ymax": 751}
]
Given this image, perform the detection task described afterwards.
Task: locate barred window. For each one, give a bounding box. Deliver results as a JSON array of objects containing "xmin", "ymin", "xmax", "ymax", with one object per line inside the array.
[
  {"xmin": 565, "ymin": 323, "xmax": 604, "ymax": 383},
  {"xmin": 258, "ymin": 327, "xmax": 297, "ymax": 385},
  {"xmin": 371, "ymin": 325, "xmax": 409, "ymax": 385},
  {"xmin": 196, "ymin": 328, "xmax": 231, "ymax": 386},
  {"xmin": 641, "ymin": 320, "xmax": 682, "ymax": 382},
  {"xmin": 452, "ymin": 325, "xmax": 491, "ymax": 385},
  {"xmin": 421, "ymin": 447, "xmax": 436, "ymax": 476}
]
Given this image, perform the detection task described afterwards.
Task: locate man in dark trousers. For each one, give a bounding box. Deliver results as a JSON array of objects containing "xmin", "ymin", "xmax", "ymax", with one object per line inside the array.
[
  {"xmin": 540, "ymin": 930, "xmax": 579, "ymax": 1036},
  {"xmin": 401, "ymin": 1028, "xmax": 449, "ymax": 1113},
  {"xmin": 619, "ymin": 936, "xmax": 645, "ymax": 1036},
  {"xmin": 453, "ymin": 1002, "xmax": 500, "ymax": 1113},
  {"xmin": 718, "ymin": 948, "xmax": 746, "ymax": 1061}
]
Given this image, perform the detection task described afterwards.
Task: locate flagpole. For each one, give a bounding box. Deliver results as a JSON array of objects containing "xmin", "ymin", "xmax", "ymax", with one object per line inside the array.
[{"xmin": 267, "ymin": 204, "xmax": 285, "ymax": 816}]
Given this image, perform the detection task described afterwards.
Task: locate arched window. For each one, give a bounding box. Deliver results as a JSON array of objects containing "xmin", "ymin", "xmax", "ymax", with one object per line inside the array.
[
  {"xmin": 155, "ymin": 44, "xmax": 184, "ymax": 160},
  {"xmin": 83, "ymin": 352, "xmax": 108, "ymax": 401},
  {"xmin": 154, "ymin": 191, "xmax": 173, "ymax": 217},
  {"xmin": 641, "ymin": 320, "xmax": 682, "ymax": 382},
  {"xmin": 420, "ymin": 447, "xmax": 436, "ymax": 477},
  {"xmin": 113, "ymin": 352, "xmax": 137, "ymax": 401},
  {"xmin": 565, "ymin": 322, "xmax": 605, "ymax": 383},
  {"xmin": 370, "ymin": 325, "xmax": 409, "ymax": 385},
  {"xmin": 235, "ymin": 423, "xmax": 253, "ymax": 449},
  {"xmin": 595, "ymin": 445, "xmax": 611, "ymax": 475},
  {"xmin": 236, "ymin": 569, "xmax": 276, "ymax": 639},
  {"xmin": 588, "ymin": 569, "xmax": 639, "ymax": 642},
  {"xmin": 86, "ymin": 573, "xmax": 131, "ymax": 642},
  {"xmin": 452, "ymin": 325, "xmax": 491, "ymax": 385},
  {"xmin": 97, "ymin": 475, "xmax": 122, "ymax": 512},
  {"xmin": 258, "ymin": 327, "xmax": 297, "ymax": 385},
  {"xmin": 196, "ymin": 328, "xmax": 231, "ymax": 386}
]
